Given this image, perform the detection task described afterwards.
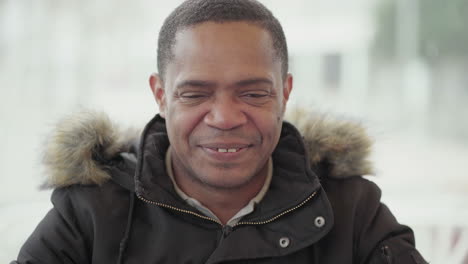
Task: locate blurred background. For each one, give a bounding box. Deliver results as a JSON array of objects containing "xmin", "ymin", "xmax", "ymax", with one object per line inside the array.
[{"xmin": 1, "ymin": 0, "xmax": 467, "ymax": 262}]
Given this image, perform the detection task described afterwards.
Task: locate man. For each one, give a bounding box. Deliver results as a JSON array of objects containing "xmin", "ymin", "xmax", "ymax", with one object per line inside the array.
[{"xmin": 13, "ymin": 0, "xmax": 427, "ymax": 263}]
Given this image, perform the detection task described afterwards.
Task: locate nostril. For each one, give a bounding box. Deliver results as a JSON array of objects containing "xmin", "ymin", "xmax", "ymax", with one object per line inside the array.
[{"xmin": 204, "ymin": 107, "xmax": 247, "ymax": 130}]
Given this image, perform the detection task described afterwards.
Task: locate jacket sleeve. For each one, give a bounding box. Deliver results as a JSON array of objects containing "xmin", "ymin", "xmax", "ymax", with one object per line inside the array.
[
  {"xmin": 12, "ymin": 189, "xmax": 91, "ymax": 264},
  {"xmin": 353, "ymin": 179, "xmax": 428, "ymax": 264}
]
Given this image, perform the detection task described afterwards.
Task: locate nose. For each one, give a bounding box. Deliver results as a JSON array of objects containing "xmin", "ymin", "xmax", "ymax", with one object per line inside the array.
[{"xmin": 204, "ymin": 95, "xmax": 247, "ymax": 130}]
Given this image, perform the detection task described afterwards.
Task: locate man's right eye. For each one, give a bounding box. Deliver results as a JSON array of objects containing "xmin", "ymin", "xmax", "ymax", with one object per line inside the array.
[{"xmin": 180, "ymin": 93, "xmax": 206, "ymax": 99}]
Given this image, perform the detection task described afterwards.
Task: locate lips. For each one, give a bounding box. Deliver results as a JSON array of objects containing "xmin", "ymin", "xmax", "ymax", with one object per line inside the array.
[{"xmin": 200, "ymin": 142, "xmax": 251, "ymax": 149}]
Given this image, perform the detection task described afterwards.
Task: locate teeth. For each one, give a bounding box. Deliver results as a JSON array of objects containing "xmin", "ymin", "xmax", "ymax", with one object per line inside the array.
[{"xmin": 217, "ymin": 148, "xmax": 238, "ymax": 153}]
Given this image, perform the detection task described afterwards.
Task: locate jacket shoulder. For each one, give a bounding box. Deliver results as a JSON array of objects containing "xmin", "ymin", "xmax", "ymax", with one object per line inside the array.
[
  {"xmin": 321, "ymin": 176, "xmax": 382, "ymax": 209},
  {"xmin": 50, "ymin": 178, "xmax": 132, "ymax": 226},
  {"xmin": 15, "ymin": 181, "xmax": 132, "ymax": 264},
  {"xmin": 320, "ymin": 176, "xmax": 427, "ymax": 263}
]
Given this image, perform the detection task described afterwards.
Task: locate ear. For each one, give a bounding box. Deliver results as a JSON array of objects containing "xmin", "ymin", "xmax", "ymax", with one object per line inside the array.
[
  {"xmin": 281, "ymin": 73, "xmax": 293, "ymax": 113},
  {"xmin": 149, "ymin": 73, "xmax": 166, "ymax": 118}
]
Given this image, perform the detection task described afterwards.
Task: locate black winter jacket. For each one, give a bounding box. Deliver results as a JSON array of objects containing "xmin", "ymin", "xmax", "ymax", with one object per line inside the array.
[{"xmin": 13, "ymin": 112, "xmax": 427, "ymax": 264}]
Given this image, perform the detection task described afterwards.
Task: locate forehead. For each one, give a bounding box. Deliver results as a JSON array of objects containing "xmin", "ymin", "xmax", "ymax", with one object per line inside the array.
[{"xmin": 166, "ymin": 21, "xmax": 280, "ymax": 84}]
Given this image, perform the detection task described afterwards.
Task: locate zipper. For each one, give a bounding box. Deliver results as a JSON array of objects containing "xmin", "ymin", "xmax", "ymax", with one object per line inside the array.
[
  {"xmin": 137, "ymin": 191, "xmax": 317, "ymax": 228},
  {"xmin": 137, "ymin": 195, "xmax": 222, "ymax": 225},
  {"xmin": 234, "ymin": 191, "xmax": 317, "ymax": 226}
]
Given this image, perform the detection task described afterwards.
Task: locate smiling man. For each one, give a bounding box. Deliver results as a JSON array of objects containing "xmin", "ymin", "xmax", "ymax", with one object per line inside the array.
[
  {"xmin": 13, "ymin": 0, "xmax": 426, "ymax": 263},
  {"xmin": 150, "ymin": 21, "xmax": 292, "ymax": 225}
]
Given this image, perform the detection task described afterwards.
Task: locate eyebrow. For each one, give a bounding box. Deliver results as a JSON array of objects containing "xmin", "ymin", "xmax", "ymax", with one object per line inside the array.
[
  {"xmin": 234, "ymin": 78, "xmax": 273, "ymax": 87},
  {"xmin": 175, "ymin": 77, "xmax": 273, "ymax": 90},
  {"xmin": 176, "ymin": 80, "xmax": 217, "ymax": 90}
]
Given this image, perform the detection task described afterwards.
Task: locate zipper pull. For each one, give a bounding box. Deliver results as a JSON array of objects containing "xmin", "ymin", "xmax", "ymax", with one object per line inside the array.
[
  {"xmin": 222, "ymin": 225, "xmax": 233, "ymax": 238},
  {"xmin": 217, "ymin": 225, "xmax": 233, "ymax": 246}
]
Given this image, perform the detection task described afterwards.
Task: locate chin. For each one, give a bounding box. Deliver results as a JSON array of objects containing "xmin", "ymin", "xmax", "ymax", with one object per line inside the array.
[{"xmin": 197, "ymin": 169, "xmax": 257, "ymax": 190}]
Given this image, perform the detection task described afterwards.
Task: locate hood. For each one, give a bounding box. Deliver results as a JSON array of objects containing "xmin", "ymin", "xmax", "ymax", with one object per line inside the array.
[{"xmin": 41, "ymin": 109, "xmax": 374, "ymax": 188}]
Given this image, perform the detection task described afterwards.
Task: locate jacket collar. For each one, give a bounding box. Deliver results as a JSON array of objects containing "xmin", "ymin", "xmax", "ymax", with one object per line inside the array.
[
  {"xmin": 135, "ymin": 114, "xmax": 326, "ymax": 221},
  {"xmin": 41, "ymin": 109, "xmax": 373, "ymax": 189}
]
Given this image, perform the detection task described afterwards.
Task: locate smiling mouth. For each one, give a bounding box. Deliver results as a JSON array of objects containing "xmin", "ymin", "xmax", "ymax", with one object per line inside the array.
[
  {"xmin": 214, "ymin": 148, "xmax": 241, "ymax": 153},
  {"xmin": 200, "ymin": 144, "xmax": 252, "ymax": 154}
]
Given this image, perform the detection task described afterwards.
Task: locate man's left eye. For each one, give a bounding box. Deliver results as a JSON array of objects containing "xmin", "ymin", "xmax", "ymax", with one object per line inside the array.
[
  {"xmin": 240, "ymin": 91, "xmax": 271, "ymax": 105},
  {"xmin": 241, "ymin": 91, "xmax": 269, "ymax": 98},
  {"xmin": 244, "ymin": 93, "xmax": 266, "ymax": 98}
]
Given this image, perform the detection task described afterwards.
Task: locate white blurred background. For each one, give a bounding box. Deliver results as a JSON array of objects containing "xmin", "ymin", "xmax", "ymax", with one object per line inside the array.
[{"xmin": 1, "ymin": 0, "xmax": 467, "ymax": 262}]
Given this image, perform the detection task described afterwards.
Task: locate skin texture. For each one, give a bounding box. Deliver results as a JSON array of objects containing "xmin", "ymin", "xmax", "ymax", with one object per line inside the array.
[{"xmin": 150, "ymin": 21, "xmax": 293, "ymax": 223}]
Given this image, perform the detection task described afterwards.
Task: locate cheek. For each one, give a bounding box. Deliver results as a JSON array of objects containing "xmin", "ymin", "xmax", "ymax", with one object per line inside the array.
[
  {"xmin": 166, "ymin": 105, "xmax": 207, "ymax": 145},
  {"xmin": 253, "ymin": 111, "xmax": 283, "ymax": 142},
  {"xmin": 276, "ymin": 111, "xmax": 282, "ymax": 122}
]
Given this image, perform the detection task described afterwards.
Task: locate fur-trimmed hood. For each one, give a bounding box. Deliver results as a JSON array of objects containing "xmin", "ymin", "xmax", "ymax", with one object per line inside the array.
[{"xmin": 42, "ymin": 110, "xmax": 373, "ymax": 188}]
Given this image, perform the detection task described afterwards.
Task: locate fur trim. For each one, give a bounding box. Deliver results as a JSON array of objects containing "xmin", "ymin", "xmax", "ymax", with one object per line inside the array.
[
  {"xmin": 42, "ymin": 109, "xmax": 373, "ymax": 188},
  {"xmin": 42, "ymin": 110, "xmax": 139, "ymax": 188},
  {"xmin": 286, "ymin": 109, "xmax": 374, "ymax": 178}
]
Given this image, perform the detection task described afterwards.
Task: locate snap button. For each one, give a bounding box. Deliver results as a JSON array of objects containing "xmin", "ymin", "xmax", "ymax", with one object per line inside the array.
[
  {"xmin": 314, "ymin": 216, "xmax": 325, "ymax": 228},
  {"xmin": 279, "ymin": 237, "xmax": 290, "ymax": 248}
]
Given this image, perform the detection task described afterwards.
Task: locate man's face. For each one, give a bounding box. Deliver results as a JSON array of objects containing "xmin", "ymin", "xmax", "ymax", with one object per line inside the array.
[{"xmin": 150, "ymin": 21, "xmax": 292, "ymax": 190}]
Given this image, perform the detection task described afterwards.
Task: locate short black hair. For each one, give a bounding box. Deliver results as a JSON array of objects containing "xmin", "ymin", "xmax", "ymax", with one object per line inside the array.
[{"xmin": 157, "ymin": 0, "xmax": 288, "ymax": 81}]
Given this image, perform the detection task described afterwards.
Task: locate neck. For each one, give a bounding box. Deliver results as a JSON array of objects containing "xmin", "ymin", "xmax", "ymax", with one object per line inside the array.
[{"xmin": 173, "ymin": 163, "xmax": 268, "ymax": 225}]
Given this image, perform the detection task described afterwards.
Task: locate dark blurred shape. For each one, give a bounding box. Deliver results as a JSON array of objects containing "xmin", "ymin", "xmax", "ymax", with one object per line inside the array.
[{"xmin": 322, "ymin": 53, "xmax": 342, "ymax": 92}]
